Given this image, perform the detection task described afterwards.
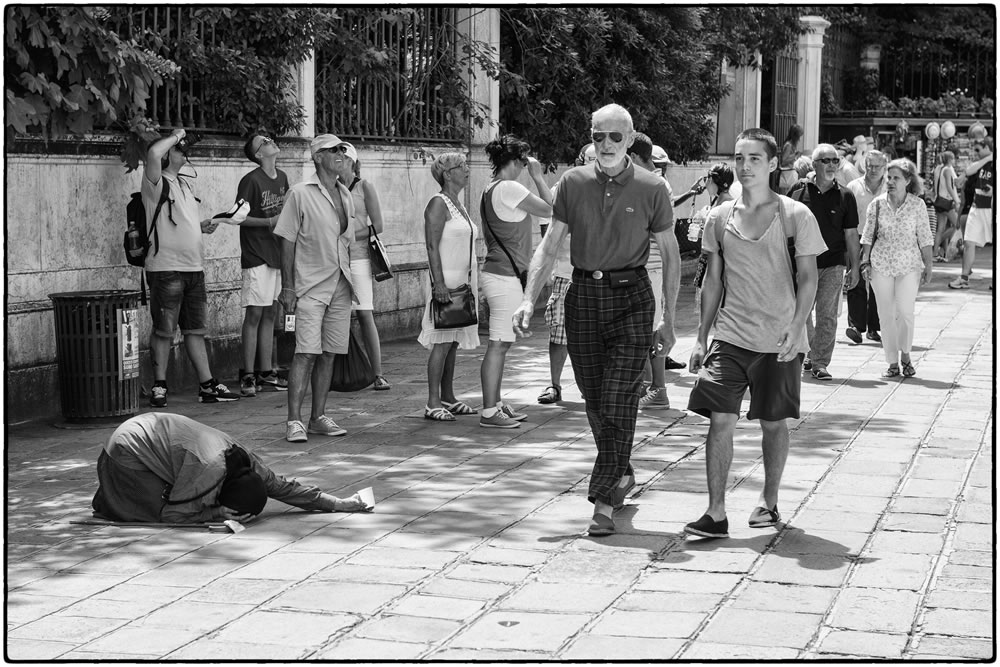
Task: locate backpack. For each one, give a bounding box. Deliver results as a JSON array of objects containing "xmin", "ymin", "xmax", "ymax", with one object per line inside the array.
[
  {"xmin": 713, "ymin": 196, "xmax": 799, "ymax": 307},
  {"xmin": 124, "ymin": 179, "xmax": 170, "ymax": 304}
]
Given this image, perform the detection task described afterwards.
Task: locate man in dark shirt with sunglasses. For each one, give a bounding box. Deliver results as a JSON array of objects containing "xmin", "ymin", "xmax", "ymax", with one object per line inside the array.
[
  {"xmin": 513, "ymin": 103, "xmax": 680, "ymax": 537},
  {"xmin": 142, "ymin": 128, "xmax": 240, "ymax": 407},
  {"xmin": 787, "ymin": 143, "xmax": 860, "ymax": 382}
]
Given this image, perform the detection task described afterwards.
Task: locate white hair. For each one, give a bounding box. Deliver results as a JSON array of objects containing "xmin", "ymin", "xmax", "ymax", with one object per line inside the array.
[{"xmin": 592, "ymin": 104, "xmax": 634, "ymax": 131}]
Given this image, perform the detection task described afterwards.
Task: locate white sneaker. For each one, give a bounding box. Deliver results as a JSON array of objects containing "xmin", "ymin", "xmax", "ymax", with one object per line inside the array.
[
  {"xmin": 500, "ymin": 403, "xmax": 527, "ymax": 422},
  {"xmin": 948, "ymin": 277, "xmax": 970, "ymax": 289},
  {"xmin": 286, "ymin": 420, "xmax": 307, "ymax": 443},
  {"xmin": 480, "ymin": 411, "xmax": 520, "ymax": 429},
  {"xmin": 308, "ymin": 415, "xmax": 347, "ymax": 436},
  {"xmin": 639, "ymin": 386, "xmax": 670, "ymax": 410}
]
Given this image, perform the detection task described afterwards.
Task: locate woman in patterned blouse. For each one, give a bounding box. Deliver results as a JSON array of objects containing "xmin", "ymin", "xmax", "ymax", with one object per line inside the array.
[{"xmin": 859, "ymin": 158, "xmax": 934, "ymax": 378}]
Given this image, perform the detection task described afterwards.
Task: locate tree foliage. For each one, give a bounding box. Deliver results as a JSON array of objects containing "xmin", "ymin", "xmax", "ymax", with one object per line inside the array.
[
  {"xmin": 498, "ymin": 7, "xmax": 803, "ymax": 165},
  {"xmin": 4, "ymin": 6, "xmax": 176, "ymax": 139}
]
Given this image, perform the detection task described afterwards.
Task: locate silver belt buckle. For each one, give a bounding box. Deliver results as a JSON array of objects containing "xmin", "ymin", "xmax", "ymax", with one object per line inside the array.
[{"xmin": 592, "ymin": 270, "xmax": 603, "ymax": 280}]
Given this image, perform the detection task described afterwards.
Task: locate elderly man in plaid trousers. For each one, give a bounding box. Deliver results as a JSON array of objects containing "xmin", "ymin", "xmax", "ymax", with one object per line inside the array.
[{"xmin": 513, "ymin": 103, "xmax": 681, "ymax": 537}]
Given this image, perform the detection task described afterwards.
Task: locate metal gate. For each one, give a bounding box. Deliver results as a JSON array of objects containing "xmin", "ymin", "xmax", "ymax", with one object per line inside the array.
[{"xmin": 772, "ymin": 46, "xmax": 800, "ymax": 143}]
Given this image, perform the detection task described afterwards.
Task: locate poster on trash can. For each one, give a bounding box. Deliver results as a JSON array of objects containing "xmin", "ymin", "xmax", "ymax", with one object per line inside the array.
[{"xmin": 118, "ymin": 308, "xmax": 139, "ymax": 379}]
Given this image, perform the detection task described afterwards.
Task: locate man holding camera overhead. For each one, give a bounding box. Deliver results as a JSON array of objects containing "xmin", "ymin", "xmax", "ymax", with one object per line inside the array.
[{"xmin": 142, "ymin": 128, "xmax": 240, "ymax": 408}]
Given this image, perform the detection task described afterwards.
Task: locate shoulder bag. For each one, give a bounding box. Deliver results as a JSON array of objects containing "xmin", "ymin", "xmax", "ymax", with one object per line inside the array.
[
  {"xmin": 349, "ymin": 178, "xmax": 394, "ymax": 282},
  {"xmin": 330, "ymin": 319, "xmax": 376, "ymax": 391},
  {"xmin": 431, "ymin": 196, "xmax": 478, "ymax": 329},
  {"xmin": 933, "ymin": 167, "xmax": 954, "ymax": 212}
]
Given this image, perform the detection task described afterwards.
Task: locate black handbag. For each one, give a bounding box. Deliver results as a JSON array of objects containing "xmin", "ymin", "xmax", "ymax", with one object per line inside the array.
[
  {"xmin": 932, "ymin": 169, "xmax": 954, "ymax": 212},
  {"xmin": 432, "ymin": 283, "xmax": 478, "ymax": 329},
  {"xmin": 430, "ymin": 195, "xmax": 478, "ymax": 329},
  {"xmin": 368, "ymin": 226, "xmax": 393, "ymax": 282},
  {"xmin": 330, "ymin": 321, "xmax": 376, "ymax": 392}
]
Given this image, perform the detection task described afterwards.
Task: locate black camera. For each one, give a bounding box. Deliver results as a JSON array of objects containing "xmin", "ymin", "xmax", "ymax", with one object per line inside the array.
[{"xmin": 177, "ymin": 132, "xmax": 202, "ymax": 154}]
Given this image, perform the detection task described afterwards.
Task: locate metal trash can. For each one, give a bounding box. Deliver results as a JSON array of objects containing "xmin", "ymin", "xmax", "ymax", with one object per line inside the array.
[{"xmin": 49, "ymin": 290, "xmax": 141, "ymax": 422}]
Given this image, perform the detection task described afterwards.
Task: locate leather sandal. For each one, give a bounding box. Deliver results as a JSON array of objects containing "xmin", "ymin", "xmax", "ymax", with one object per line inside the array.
[
  {"xmin": 901, "ymin": 360, "xmax": 916, "ymax": 378},
  {"xmin": 443, "ymin": 400, "xmax": 475, "ymax": 416},
  {"xmin": 424, "ymin": 406, "xmax": 456, "ymax": 422},
  {"xmin": 537, "ymin": 385, "xmax": 562, "ymax": 404},
  {"xmin": 882, "ymin": 365, "xmax": 900, "ymax": 378}
]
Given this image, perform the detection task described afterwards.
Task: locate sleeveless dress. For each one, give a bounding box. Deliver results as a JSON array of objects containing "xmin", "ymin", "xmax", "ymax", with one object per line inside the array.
[{"xmin": 417, "ymin": 193, "xmax": 480, "ymax": 350}]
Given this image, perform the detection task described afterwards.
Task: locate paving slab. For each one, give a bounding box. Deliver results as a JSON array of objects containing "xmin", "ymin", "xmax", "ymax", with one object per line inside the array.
[
  {"xmin": 697, "ymin": 608, "xmax": 823, "ymax": 647},
  {"xmin": 449, "ymin": 610, "xmax": 590, "ymax": 651},
  {"xmin": 561, "ymin": 634, "xmax": 685, "ymax": 660},
  {"xmin": 920, "ymin": 608, "xmax": 994, "ymax": 638},
  {"xmin": 815, "ymin": 629, "xmax": 908, "ymax": 658}
]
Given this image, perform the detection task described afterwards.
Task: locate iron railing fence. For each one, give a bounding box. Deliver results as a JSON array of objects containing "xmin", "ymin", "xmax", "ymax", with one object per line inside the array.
[
  {"xmin": 109, "ymin": 7, "xmax": 467, "ymax": 141},
  {"xmin": 315, "ymin": 7, "xmax": 464, "ymax": 143},
  {"xmin": 822, "ymin": 24, "xmax": 994, "ymax": 113},
  {"xmin": 111, "ymin": 7, "xmax": 222, "ymax": 132},
  {"xmin": 822, "ymin": 25, "xmax": 860, "ymax": 106},
  {"xmin": 881, "ymin": 42, "xmax": 995, "ymax": 103}
]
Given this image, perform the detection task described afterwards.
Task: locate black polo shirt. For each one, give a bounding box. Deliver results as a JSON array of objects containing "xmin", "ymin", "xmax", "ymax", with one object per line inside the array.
[
  {"xmin": 788, "ymin": 180, "xmax": 858, "ymax": 269},
  {"xmin": 553, "ymin": 159, "xmax": 673, "ymax": 272}
]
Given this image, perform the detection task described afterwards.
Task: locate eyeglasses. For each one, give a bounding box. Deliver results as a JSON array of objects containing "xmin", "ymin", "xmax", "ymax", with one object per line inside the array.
[
  {"xmin": 318, "ymin": 145, "xmax": 349, "ymax": 154},
  {"xmin": 446, "ymin": 163, "xmax": 469, "ymax": 172},
  {"xmin": 592, "ymin": 131, "xmax": 625, "ymax": 144},
  {"xmin": 814, "ymin": 157, "xmax": 841, "ymax": 165}
]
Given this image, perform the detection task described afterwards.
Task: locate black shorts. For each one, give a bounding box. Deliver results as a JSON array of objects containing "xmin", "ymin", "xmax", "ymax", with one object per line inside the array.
[{"xmin": 687, "ymin": 340, "xmax": 803, "ymax": 422}]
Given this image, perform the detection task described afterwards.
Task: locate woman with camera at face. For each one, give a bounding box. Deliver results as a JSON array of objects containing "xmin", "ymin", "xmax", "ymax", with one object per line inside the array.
[{"xmin": 478, "ymin": 135, "xmax": 553, "ymax": 429}]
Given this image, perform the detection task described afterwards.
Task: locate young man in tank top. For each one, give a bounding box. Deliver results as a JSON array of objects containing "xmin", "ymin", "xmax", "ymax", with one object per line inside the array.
[{"xmin": 684, "ymin": 128, "xmax": 826, "ymax": 538}]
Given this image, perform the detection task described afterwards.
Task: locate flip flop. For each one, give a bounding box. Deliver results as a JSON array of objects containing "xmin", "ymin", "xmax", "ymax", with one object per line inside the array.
[
  {"xmin": 424, "ymin": 406, "xmax": 456, "ymax": 421},
  {"xmin": 442, "ymin": 401, "xmax": 475, "ymax": 416}
]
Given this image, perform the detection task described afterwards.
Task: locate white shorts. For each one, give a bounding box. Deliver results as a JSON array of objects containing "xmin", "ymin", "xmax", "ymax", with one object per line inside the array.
[
  {"xmin": 350, "ymin": 258, "xmax": 374, "ymax": 311},
  {"xmin": 964, "ymin": 206, "xmax": 993, "ymax": 248},
  {"xmin": 241, "ymin": 265, "xmax": 281, "ymax": 308},
  {"xmin": 294, "ymin": 278, "xmax": 352, "ymax": 355},
  {"xmin": 480, "ymin": 272, "xmax": 522, "ymax": 343}
]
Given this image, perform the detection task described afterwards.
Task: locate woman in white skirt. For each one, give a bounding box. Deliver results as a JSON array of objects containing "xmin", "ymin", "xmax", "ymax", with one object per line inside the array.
[
  {"xmin": 335, "ymin": 143, "xmax": 389, "ymax": 390},
  {"xmin": 478, "ymin": 135, "xmax": 553, "ymax": 429},
  {"xmin": 419, "ymin": 153, "xmax": 480, "ymax": 421}
]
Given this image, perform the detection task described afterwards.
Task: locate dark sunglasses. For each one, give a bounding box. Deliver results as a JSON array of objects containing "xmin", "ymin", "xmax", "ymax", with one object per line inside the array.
[
  {"xmin": 814, "ymin": 157, "xmax": 841, "ymax": 165},
  {"xmin": 592, "ymin": 131, "xmax": 625, "ymax": 144},
  {"xmin": 319, "ymin": 145, "xmax": 350, "ymax": 154}
]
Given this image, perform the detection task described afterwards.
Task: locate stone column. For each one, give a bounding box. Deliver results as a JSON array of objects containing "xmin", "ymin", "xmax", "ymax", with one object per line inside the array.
[
  {"xmin": 796, "ymin": 15, "xmax": 831, "ymax": 152},
  {"xmin": 295, "ymin": 51, "xmax": 316, "ymax": 138},
  {"xmin": 459, "ymin": 7, "xmax": 500, "ymax": 147}
]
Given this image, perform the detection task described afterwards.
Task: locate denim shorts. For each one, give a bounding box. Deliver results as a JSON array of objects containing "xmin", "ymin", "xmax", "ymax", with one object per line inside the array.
[{"xmin": 146, "ymin": 270, "xmax": 208, "ymax": 336}]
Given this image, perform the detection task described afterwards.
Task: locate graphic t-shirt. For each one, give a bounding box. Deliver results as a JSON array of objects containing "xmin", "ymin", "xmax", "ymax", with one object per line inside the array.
[
  {"xmin": 973, "ymin": 160, "xmax": 994, "ymax": 210},
  {"xmin": 237, "ymin": 168, "xmax": 288, "ymax": 269}
]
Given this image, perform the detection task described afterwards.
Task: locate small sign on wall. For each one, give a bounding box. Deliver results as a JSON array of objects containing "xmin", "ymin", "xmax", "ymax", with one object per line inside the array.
[{"xmin": 119, "ymin": 308, "xmax": 139, "ymax": 379}]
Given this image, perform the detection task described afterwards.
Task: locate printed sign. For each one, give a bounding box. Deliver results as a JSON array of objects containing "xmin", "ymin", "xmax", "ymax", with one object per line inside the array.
[{"xmin": 118, "ymin": 308, "xmax": 139, "ymax": 379}]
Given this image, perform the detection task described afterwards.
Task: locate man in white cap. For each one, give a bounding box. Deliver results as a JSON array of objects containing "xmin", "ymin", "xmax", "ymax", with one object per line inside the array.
[{"xmin": 275, "ymin": 134, "xmax": 358, "ymax": 442}]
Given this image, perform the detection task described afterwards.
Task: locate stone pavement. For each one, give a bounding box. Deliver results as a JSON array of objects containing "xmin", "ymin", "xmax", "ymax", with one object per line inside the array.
[{"xmin": 6, "ymin": 254, "xmax": 994, "ymax": 661}]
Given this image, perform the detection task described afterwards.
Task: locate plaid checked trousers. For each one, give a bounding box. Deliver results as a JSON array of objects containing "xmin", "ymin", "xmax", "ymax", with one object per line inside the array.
[{"xmin": 566, "ymin": 271, "xmax": 655, "ymax": 505}]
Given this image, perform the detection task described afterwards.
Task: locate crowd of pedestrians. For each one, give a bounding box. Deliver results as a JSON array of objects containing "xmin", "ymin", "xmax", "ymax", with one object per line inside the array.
[{"xmin": 121, "ymin": 104, "xmax": 990, "ymax": 534}]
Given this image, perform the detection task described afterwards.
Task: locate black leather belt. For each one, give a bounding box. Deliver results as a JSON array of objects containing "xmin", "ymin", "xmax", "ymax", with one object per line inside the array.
[{"xmin": 572, "ymin": 266, "xmax": 647, "ymax": 286}]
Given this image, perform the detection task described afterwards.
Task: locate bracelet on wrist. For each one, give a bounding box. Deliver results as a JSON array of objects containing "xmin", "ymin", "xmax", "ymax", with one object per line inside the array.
[{"xmin": 281, "ymin": 287, "xmax": 295, "ymax": 293}]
